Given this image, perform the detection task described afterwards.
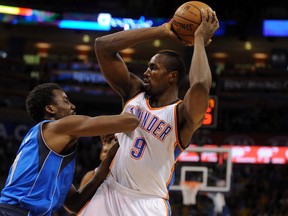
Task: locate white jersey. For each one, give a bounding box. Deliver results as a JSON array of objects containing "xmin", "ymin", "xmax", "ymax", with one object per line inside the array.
[
  {"xmin": 113, "ymin": 92, "xmax": 184, "ymax": 199},
  {"xmin": 78, "ymin": 93, "xmax": 185, "ymax": 216}
]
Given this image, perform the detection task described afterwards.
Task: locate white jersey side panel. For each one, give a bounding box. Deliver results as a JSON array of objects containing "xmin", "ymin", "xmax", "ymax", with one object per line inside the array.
[{"xmin": 113, "ymin": 92, "xmax": 184, "ymax": 198}]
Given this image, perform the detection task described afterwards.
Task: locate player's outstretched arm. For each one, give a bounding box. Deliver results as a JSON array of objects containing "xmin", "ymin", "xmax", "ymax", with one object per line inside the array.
[
  {"xmin": 44, "ymin": 112, "xmax": 139, "ymax": 153},
  {"xmin": 64, "ymin": 140, "xmax": 119, "ymax": 213}
]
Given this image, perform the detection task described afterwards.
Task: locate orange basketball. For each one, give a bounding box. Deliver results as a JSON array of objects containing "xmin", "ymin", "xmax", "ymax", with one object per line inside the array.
[{"xmin": 172, "ymin": 1, "xmax": 212, "ymax": 43}]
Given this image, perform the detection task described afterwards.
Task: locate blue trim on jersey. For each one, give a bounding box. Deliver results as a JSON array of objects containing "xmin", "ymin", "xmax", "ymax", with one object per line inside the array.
[
  {"xmin": 174, "ymin": 145, "xmax": 183, "ymax": 160},
  {"xmin": 0, "ymin": 120, "xmax": 77, "ymax": 216},
  {"xmin": 165, "ymin": 199, "xmax": 171, "ymax": 216},
  {"xmin": 167, "ymin": 144, "xmax": 183, "ymax": 190},
  {"xmin": 174, "ymin": 144, "xmax": 183, "ymax": 161},
  {"xmin": 167, "ymin": 172, "xmax": 175, "ymax": 191}
]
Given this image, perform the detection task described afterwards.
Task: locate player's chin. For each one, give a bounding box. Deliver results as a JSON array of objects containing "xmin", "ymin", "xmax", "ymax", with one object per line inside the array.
[{"xmin": 144, "ymin": 85, "xmax": 151, "ymax": 94}]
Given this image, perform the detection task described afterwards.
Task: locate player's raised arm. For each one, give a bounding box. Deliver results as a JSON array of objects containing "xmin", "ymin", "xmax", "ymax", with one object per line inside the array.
[
  {"xmin": 94, "ymin": 26, "xmax": 172, "ymax": 100},
  {"xmin": 180, "ymin": 9, "xmax": 219, "ymax": 147}
]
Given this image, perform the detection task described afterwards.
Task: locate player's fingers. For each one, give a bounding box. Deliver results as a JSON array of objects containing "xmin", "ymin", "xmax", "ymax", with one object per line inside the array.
[
  {"xmin": 212, "ymin": 11, "xmax": 219, "ymax": 29},
  {"xmin": 207, "ymin": 9, "xmax": 215, "ymax": 23},
  {"xmin": 200, "ymin": 9, "xmax": 206, "ymax": 22}
]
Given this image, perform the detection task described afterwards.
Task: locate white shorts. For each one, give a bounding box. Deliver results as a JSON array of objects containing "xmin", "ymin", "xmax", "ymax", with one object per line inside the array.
[{"xmin": 77, "ymin": 175, "xmax": 171, "ymax": 216}]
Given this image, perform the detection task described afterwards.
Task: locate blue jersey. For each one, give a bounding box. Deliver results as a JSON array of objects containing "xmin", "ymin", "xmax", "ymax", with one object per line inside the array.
[{"xmin": 0, "ymin": 120, "xmax": 77, "ymax": 216}]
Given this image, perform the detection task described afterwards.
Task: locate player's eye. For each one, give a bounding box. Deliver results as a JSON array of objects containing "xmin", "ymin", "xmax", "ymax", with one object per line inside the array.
[
  {"xmin": 150, "ymin": 65, "xmax": 156, "ymax": 70},
  {"xmin": 64, "ymin": 98, "xmax": 70, "ymax": 104}
]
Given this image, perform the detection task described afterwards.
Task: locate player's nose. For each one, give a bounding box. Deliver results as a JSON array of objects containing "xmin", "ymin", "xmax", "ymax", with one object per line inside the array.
[{"xmin": 70, "ymin": 103, "xmax": 76, "ymax": 111}]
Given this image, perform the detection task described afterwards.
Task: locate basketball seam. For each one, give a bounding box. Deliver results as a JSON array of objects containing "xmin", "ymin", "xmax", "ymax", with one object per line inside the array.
[
  {"xmin": 187, "ymin": 3, "xmax": 202, "ymax": 14},
  {"xmin": 173, "ymin": 14, "xmax": 200, "ymax": 25}
]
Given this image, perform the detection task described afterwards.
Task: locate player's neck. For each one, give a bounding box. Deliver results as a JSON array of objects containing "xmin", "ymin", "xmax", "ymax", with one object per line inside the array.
[{"xmin": 149, "ymin": 95, "xmax": 179, "ymax": 108}]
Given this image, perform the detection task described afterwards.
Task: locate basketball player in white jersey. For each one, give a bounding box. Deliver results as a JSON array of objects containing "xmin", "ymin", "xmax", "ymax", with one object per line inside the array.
[{"xmin": 78, "ymin": 9, "xmax": 219, "ymax": 216}]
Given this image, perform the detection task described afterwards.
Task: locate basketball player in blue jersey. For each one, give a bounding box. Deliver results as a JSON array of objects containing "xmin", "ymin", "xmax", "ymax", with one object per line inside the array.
[
  {"xmin": 79, "ymin": 9, "xmax": 219, "ymax": 216},
  {"xmin": 0, "ymin": 83, "xmax": 139, "ymax": 216}
]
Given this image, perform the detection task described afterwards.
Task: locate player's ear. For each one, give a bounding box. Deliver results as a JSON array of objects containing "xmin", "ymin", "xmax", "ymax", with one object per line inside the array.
[
  {"xmin": 45, "ymin": 104, "xmax": 56, "ymax": 115},
  {"xmin": 169, "ymin": 71, "xmax": 178, "ymax": 84}
]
